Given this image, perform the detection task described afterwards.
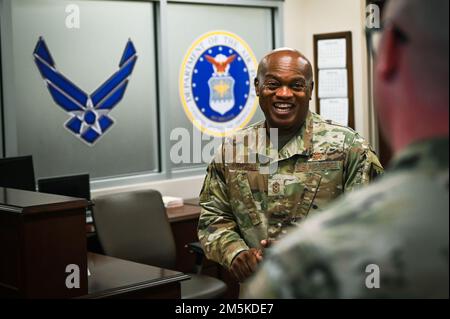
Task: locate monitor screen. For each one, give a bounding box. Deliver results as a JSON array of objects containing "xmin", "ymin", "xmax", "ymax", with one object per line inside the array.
[
  {"xmin": 38, "ymin": 174, "xmax": 90, "ymax": 200},
  {"xmin": 0, "ymin": 155, "xmax": 36, "ymax": 191}
]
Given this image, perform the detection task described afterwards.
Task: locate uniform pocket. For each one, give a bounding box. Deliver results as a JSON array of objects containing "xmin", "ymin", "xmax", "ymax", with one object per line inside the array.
[
  {"xmin": 228, "ymin": 170, "xmax": 262, "ymax": 227},
  {"xmin": 293, "ymin": 172, "xmax": 322, "ymax": 217},
  {"xmin": 295, "ymin": 160, "xmax": 343, "ymax": 214}
]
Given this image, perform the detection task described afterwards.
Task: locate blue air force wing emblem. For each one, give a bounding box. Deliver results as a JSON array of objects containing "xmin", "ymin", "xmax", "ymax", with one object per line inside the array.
[{"xmin": 33, "ymin": 37, "xmax": 137, "ymax": 145}]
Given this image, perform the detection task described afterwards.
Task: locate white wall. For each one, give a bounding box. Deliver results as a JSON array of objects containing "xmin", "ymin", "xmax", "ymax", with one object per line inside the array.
[
  {"xmin": 283, "ymin": 0, "xmax": 371, "ymax": 140},
  {"xmin": 92, "ymin": 174, "xmax": 205, "ymax": 199}
]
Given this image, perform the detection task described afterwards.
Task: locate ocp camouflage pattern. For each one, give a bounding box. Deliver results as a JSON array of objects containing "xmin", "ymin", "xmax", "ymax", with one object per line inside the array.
[
  {"xmin": 245, "ymin": 137, "xmax": 449, "ymax": 298},
  {"xmin": 198, "ymin": 111, "xmax": 383, "ymax": 268}
]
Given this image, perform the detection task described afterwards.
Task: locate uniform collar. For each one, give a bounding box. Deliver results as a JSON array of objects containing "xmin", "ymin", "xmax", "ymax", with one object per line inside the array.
[
  {"xmin": 251, "ymin": 110, "xmax": 314, "ymax": 163},
  {"xmin": 277, "ymin": 110, "xmax": 314, "ymax": 160},
  {"xmin": 388, "ymin": 137, "xmax": 449, "ymax": 173}
]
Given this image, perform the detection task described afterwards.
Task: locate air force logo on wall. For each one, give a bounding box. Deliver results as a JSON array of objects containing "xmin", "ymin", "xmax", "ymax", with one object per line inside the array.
[
  {"xmin": 180, "ymin": 31, "xmax": 258, "ymax": 136},
  {"xmin": 33, "ymin": 37, "xmax": 137, "ymax": 145}
]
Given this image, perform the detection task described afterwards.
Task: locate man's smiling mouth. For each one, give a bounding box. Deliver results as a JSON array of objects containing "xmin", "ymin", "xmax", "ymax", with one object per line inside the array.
[{"xmin": 273, "ymin": 102, "xmax": 295, "ymax": 114}]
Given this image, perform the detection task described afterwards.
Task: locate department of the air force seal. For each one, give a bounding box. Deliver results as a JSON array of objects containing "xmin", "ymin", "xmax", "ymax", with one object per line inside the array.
[{"xmin": 179, "ymin": 31, "xmax": 258, "ymax": 137}]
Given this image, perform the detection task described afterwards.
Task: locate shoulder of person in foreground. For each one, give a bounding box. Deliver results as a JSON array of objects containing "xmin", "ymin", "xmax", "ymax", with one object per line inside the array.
[{"xmin": 244, "ymin": 164, "xmax": 449, "ymax": 299}]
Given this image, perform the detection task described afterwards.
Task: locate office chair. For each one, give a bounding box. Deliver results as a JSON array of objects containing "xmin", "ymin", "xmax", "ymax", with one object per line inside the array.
[{"xmin": 92, "ymin": 189, "xmax": 227, "ymax": 299}]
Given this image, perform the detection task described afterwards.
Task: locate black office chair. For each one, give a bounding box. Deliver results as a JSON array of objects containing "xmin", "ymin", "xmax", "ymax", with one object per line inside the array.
[{"xmin": 92, "ymin": 189, "xmax": 227, "ymax": 299}]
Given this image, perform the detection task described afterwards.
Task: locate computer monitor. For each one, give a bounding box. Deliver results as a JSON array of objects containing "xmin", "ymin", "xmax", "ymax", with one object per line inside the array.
[
  {"xmin": 38, "ymin": 173, "xmax": 91, "ymax": 200},
  {"xmin": 0, "ymin": 155, "xmax": 36, "ymax": 191},
  {"xmin": 38, "ymin": 173, "xmax": 92, "ymax": 224}
]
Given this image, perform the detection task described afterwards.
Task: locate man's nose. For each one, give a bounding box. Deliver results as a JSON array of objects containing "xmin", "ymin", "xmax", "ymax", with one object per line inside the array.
[{"xmin": 276, "ymin": 86, "xmax": 293, "ymax": 98}]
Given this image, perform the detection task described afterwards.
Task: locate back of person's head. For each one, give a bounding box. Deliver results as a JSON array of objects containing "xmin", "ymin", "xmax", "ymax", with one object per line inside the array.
[
  {"xmin": 387, "ymin": 0, "xmax": 448, "ymax": 91},
  {"xmin": 374, "ymin": 0, "xmax": 449, "ymax": 152}
]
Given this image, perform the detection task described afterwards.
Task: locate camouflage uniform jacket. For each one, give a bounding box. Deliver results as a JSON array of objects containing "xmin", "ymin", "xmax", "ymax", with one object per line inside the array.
[
  {"xmin": 246, "ymin": 137, "xmax": 449, "ymax": 298},
  {"xmin": 198, "ymin": 111, "xmax": 383, "ymax": 269}
]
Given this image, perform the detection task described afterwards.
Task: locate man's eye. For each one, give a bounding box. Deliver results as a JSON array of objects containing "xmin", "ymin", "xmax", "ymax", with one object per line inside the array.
[
  {"xmin": 291, "ymin": 82, "xmax": 306, "ymax": 90},
  {"xmin": 265, "ymin": 82, "xmax": 280, "ymax": 89}
]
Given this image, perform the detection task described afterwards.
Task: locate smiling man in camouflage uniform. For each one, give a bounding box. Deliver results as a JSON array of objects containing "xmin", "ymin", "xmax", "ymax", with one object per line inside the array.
[
  {"xmin": 198, "ymin": 48, "xmax": 382, "ymax": 283},
  {"xmin": 246, "ymin": 0, "xmax": 449, "ymax": 298}
]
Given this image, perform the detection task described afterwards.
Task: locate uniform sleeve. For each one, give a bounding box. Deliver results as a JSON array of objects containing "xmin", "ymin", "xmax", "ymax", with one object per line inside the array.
[
  {"xmin": 343, "ymin": 133, "xmax": 383, "ymax": 192},
  {"xmin": 198, "ymin": 155, "xmax": 249, "ymax": 269}
]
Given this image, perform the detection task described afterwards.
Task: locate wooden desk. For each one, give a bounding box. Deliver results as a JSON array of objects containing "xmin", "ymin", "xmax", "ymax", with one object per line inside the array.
[
  {"xmin": 0, "ymin": 189, "xmax": 189, "ymax": 299},
  {"xmin": 82, "ymin": 253, "xmax": 190, "ymax": 299},
  {"xmin": 0, "ymin": 187, "xmax": 88, "ymax": 298},
  {"xmin": 166, "ymin": 204, "xmax": 201, "ymax": 223},
  {"xmin": 87, "ymin": 198, "xmax": 240, "ymax": 299},
  {"xmin": 183, "ymin": 198, "xmax": 200, "ymax": 206}
]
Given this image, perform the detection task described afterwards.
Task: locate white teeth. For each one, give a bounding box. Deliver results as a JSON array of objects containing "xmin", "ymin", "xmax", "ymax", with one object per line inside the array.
[{"xmin": 274, "ymin": 103, "xmax": 293, "ymax": 109}]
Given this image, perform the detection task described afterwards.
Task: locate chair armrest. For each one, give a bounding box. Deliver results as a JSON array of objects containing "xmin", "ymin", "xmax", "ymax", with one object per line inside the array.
[
  {"xmin": 186, "ymin": 241, "xmax": 204, "ymax": 256},
  {"xmin": 186, "ymin": 241, "xmax": 205, "ymax": 274}
]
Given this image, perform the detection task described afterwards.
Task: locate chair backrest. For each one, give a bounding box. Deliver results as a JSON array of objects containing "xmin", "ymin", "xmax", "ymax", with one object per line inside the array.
[
  {"xmin": 92, "ymin": 189, "xmax": 177, "ymax": 270},
  {"xmin": 38, "ymin": 173, "xmax": 91, "ymax": 200},
  {"xmin": 0, "ymin": 155, "xmax": 35, "ymax": 191}
]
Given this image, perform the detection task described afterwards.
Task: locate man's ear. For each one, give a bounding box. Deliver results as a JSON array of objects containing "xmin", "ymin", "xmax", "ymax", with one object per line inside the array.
[
  {"xmin": 376, "ymin": 26, "xmax": 402, "ymax": 81},
  {"xmin": 254, "ymin": 78, "xmax": 260, "ymax": 96},
  {"xmin": 309, "ymin": 81, "xmax": 314, "ymax": 100}
]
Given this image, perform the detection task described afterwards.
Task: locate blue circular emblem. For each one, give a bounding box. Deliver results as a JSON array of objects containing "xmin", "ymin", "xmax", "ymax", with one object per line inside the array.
[
  {"xmin": 192, "ymin": 45, "xmax": 250, "ymax": 123},
  {"xmin": 180, "ymin": 31, "xmax": 258, "ymax": 137}
]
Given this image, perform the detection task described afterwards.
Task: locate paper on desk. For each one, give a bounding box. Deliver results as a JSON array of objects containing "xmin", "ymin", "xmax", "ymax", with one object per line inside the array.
[
  {"xmin": 318, "ymin": 39, "xmax": 346, "ymax": 69},
  {"xmin": 162, "ymin": 196, "xmax": 184, "ymax": 208},
  {"xmin": 318, "ymin": 69, "xmax": 348, "ymax": 98},
  {"xmin": 320, "ymin": 98, "xmax": 349, "ymax": 126}
]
